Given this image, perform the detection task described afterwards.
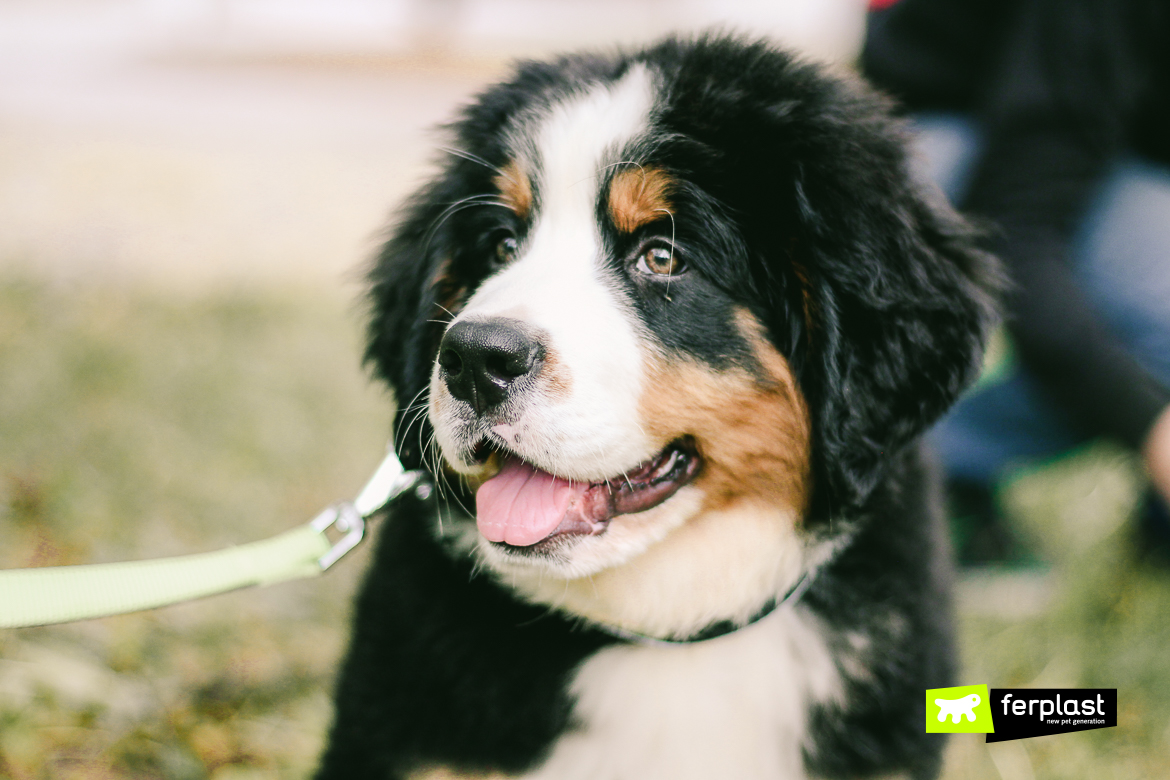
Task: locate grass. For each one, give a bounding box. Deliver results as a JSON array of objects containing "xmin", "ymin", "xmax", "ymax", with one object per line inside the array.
[
  {"xmin": 943, "ymin": 445, "xmax": 1170, "ymax": 780},
  {"xmin": 2, "ymin": 275, "xmax": 1170, "ymax": 779},
  {"xmin": 0, "ymin": 277, "xmax": 389, "ymax": 779}
]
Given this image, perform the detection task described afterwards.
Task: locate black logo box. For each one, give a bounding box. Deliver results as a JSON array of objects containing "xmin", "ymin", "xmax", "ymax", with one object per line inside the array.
[{"xmin": 987, "ymin": 689, "xmax": 1117, "ymax": 743}]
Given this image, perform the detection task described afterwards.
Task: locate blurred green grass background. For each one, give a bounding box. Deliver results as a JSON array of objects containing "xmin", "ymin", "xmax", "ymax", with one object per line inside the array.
[
  {"xmin": 3, "ymin": 275, "xmax": 1170, "ymax": 780},
  {"xmin": 0, "ymin": 277, "xmax": 389, "ymax": 779}
]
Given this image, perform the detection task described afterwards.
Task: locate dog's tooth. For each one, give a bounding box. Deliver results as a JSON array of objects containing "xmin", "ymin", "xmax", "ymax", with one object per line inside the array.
[{"xmin": 648, "ymin": 449, "xmax": 680, "ymax": 481}]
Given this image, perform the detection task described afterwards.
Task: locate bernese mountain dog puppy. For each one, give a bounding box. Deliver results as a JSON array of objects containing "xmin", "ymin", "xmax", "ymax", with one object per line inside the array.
[{"xmin": 317, "ymin": 35, "xmax": 999, "ymax": 780}]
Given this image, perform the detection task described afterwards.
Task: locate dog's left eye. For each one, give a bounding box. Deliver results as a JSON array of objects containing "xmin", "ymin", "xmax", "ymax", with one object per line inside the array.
[
  {"xmin": 636, "ymin": 245, "xmax": 686, "ymax": 277},
  {"xmin": 494, "ymin": 236, "xmax": 518, "ymax": 267}
]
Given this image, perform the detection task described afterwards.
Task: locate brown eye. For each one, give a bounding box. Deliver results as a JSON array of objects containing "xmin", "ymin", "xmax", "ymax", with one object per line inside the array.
[
  {"xmin": 636, "ymin": 245, "xmax": 685, "ymax": 277},
  {"xmin": 495, "ymin": 236, "xmax": 518, "ymax": 266}
]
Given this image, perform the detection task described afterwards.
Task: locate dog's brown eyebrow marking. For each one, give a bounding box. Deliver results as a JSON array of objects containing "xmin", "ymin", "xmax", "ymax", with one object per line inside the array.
[
  {"xmin": 494, "ymin": 160, "xmax": 532, "ymax": 219},
  {"xmin": 608, "ymin": 167, "xmax": 673, "ymax": 233}
]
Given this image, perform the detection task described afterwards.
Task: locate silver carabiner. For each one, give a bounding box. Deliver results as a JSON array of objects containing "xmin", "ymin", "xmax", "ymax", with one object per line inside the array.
[
  {"xmin": 313, "ymin": 448, "xmax": 428, "ymax": 570},
  {"xmin": 311, "ymin": 502, "xmax": 366, "ymax": 570}
]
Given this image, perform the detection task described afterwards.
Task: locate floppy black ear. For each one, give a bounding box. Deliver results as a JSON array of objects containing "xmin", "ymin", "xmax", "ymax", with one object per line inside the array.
[
  {"xmin": 778, "ymin": 82, "xmax": 1002, "ymax": 511},
  {"xmin": 804, "ymin": 191, "xmax": 999, "ymax": 512},
  {"xmin": 365, "ymin": 178, "xmax": 459, "ymax": 471}
]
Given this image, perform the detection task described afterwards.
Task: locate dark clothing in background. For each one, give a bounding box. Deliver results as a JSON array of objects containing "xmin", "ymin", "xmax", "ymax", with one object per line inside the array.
[{"xmin": 864, "ymin": 0, "xmax": 1170, "ymax": 449}]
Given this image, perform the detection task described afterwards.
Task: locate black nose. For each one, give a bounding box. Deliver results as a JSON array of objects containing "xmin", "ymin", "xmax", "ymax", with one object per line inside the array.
[{"xmin": 438, "ymin": 318, "xmax": 543, "ymax": 414}]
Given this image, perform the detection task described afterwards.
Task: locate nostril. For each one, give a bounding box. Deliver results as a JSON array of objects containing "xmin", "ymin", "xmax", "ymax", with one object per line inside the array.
[
  {"xmin": 439, "ymin": 347, "xmax": 463, "ymax": 375},
  {"xmin": 484, "ymin": 349, "xmax": 532, "ymax": 382}
]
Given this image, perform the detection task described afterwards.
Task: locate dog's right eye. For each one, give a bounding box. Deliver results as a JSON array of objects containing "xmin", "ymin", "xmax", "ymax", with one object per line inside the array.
[
  {"xmin": 636, "ymin": 245, "xmax": 686, "ymax": 278},
  {"xmin": 494, "ymin": 236, "xmax": 518, "ymax": 267}
]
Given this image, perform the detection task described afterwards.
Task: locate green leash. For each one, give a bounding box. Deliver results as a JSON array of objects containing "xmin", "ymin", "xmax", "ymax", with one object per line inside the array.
[{"xmin": 0, "ymin": 449, "xmax": 426, "ymax": 629}]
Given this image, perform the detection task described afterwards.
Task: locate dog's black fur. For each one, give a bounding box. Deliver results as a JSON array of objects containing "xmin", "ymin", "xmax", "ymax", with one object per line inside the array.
[{"xmin": 318, "ymin": 36, "xmax": 999, "ymax": 780}]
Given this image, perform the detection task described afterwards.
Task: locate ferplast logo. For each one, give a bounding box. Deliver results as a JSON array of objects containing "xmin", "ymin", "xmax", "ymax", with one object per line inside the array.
[
  {"xmin": 926, "ymin": 685, "xmax": 995, "ymax": 734},
  {"xmin": 925, "ymin": 686, "xmax": 1118, "ymax": 742}
]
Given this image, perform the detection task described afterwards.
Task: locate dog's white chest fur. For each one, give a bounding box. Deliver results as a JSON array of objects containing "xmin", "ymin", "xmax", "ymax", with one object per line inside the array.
[{"xmin": 525, "ymin": 606, "xmax": 842, "ymax": 780}]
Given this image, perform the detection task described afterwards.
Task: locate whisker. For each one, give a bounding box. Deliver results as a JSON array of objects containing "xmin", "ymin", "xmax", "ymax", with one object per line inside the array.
[
  {"xmin": 438, "ymin": 458, "xmax": 473, "ymax": 520},
  {"xmin": 603, "ymin": 160, "xmax": 646, "ymax": 173},
  {"xmin": 428, "ymin": 197, "xmax": 508, "ymax": 231},
  {"xmin": 441, "ymin": 197, "xmax": 505, "ymax": 227},
  {"xmin": 571, "ymin": 158, "xmax": 644, "ymax": 190},
  {"xmin": 422, "ymin": 428, "xmax": 476, "ymax": 525},
  {"xmin": 424, "ymin": 434, "xmax": 451, "ymax": 536},
  {"xmin": 440, "ymin": 146, "xmax": 505, "ymax": 177},
  {"xmin": 604, "ymin": 160, "xmax": 654, "ymax": 202},
  {"xmin": 421, "ymin": 195, "xmax": 509, "ymax": 254},
  {"xmin": 414, "ymin": 408, "xmax": 432, "ymax": 469},
  {"xmin": 654, "ymin": 207, "xmax": 678, "ymax": 300},
  {"xmin": 395, "ymin": 386, "xmax": 431, "ymax": 451},
  {"xmin": 399, "ymin": 398, "xmax": 431, "ymax": 415}
]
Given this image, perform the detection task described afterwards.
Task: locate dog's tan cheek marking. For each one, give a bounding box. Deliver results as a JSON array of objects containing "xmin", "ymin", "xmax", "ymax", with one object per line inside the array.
[
  {"xmin": 539, "ymin": 344, "xmax": 573, "ymax": 400},
  {"xmin": 494, "ymin": 159, "xmax": 532, "ymax": 219},
  {"xmin": 607, "ymin": 166, "xmax": 673, "ymax": 233},
  {"xmin": 639, "ymin": 311, "xmax": 811, "ymax": 515}
]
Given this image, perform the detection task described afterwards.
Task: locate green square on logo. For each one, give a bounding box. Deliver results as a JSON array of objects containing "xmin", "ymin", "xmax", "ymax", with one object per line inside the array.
[{"xmin": 926, "ymin": 684, "xmax": 995, "ymax": 733}]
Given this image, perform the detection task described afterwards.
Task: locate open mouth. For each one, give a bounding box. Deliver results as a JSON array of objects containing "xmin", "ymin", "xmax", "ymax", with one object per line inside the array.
[{"xmin": 473, "ymin": 437, "xmax": 702, "ymax": 549}]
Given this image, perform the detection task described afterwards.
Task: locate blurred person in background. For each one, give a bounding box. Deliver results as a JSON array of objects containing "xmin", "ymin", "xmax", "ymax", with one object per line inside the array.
[{"xmin": 862, "ymin": 0, "xmax": 1170, "ymax": 564}]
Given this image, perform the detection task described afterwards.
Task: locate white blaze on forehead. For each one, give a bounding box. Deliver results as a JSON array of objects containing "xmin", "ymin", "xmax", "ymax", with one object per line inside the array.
[
  {"xmin": 530, "ymin": 63, "xmax": 658, "ymax": 226},
  {"xmin": 448, "ymin": 65, "xmax": 660, "ymax": 479}
]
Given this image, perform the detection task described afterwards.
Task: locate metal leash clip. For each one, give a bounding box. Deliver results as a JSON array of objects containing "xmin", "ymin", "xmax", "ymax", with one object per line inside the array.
[{"xmin": 311, "ymin": 449, "xmax": 428, "ymax": 570}]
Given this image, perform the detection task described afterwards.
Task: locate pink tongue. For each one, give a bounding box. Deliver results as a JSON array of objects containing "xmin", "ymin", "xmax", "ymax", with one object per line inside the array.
[{"xmin": 476, "ymin": 457, "xmax": 589, "ymax": 546}]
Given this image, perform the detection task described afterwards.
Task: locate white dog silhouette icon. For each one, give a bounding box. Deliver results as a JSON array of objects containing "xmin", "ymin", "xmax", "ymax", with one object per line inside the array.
[{"xmin": 935, "ymin": 693, "xmax": 981, "ymax": 723}]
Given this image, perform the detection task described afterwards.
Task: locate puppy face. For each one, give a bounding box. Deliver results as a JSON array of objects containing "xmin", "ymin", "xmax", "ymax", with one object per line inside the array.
[
  {"xmin": 367, "ymin": 37, "xmax": 997, "ymax": 635},
  {"xmin": 426, "ymin": 64, "xmax": 809, "ymax": 587}
]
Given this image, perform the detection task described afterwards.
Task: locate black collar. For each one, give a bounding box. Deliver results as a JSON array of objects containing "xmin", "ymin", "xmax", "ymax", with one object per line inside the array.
[{"xmin": 590, "ymin": 572, "xmax": 813, "ymax": 648}]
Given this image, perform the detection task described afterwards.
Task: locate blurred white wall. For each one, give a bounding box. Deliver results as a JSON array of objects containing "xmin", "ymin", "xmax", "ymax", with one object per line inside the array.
[
  {"xmin": 0, "ymin": 0, "xmax": 866, "ymax": 291},
  {"xmin": 105, "ymin": 0, "xmax": 865, "ymax": 62}
]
